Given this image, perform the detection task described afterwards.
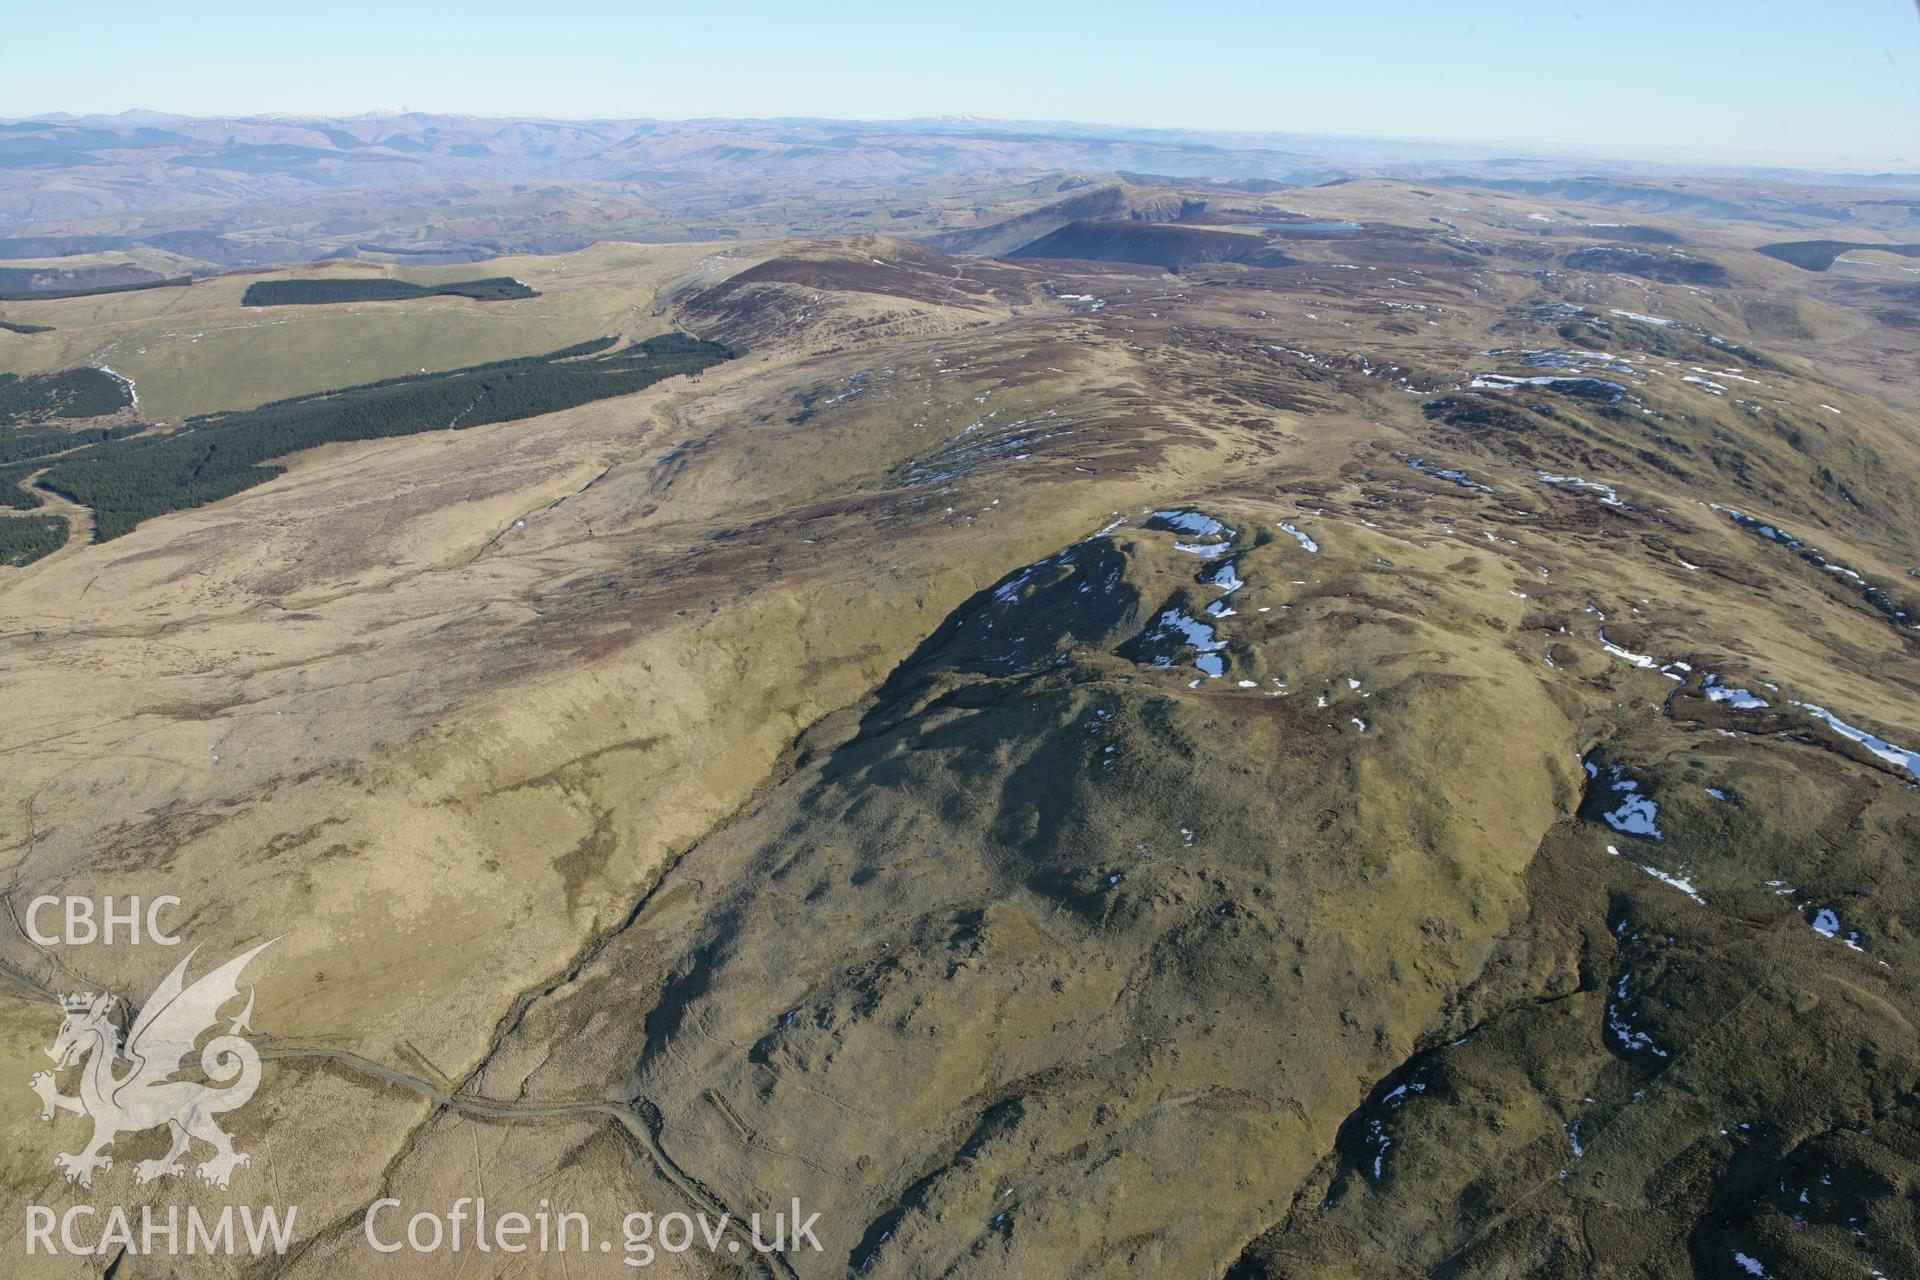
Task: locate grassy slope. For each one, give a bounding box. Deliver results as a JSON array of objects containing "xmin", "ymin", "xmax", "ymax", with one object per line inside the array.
[
  {"xmin": 0, "ymin": 242, "xmax": 735, "ymax": 419},
  {"xmin": 0, "ymin": 206, "xmax": 1917, "ymax": 1277}
]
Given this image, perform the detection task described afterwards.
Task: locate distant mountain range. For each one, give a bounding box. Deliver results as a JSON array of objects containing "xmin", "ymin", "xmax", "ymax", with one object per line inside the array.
[
  {"xmin": 0, "ymin": 113, "xmax": 1912, "ymax": 269},
  {"xmin": 5, "ymin": 111, "xmax": 1913, "ymax": 194}
]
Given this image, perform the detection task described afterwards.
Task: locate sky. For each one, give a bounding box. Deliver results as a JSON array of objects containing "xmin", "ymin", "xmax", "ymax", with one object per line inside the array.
[{"xmin": 5, "ymin": 0, "xmax": 1917, "ymax": 170}]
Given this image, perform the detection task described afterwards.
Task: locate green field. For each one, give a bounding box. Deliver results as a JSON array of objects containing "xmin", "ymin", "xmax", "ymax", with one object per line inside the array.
[{"xmin": 0, "ymin": 242, "xmax": 723, "ymax": 421}]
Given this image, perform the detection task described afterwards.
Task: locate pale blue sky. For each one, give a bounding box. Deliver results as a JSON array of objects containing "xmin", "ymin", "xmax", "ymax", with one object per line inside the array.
[{"xmin": 8, "ymin": 0, "xmax": 1917, "ymax": 168}]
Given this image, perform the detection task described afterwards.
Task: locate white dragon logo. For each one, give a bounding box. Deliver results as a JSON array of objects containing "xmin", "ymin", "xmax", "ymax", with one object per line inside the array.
[{"xmin": 29, "ymin": 940, "xmax": 274, "ymax": 1191}]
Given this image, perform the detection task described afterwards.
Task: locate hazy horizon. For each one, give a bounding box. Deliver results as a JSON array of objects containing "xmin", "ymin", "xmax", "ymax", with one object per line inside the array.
[
  {"xmin": 6, "ymin": 0, "xmax": 1916, "ymax": 173},
  {"xmin": 6, "ymin": 107, "xmax": 1915, "ymax": 182}
]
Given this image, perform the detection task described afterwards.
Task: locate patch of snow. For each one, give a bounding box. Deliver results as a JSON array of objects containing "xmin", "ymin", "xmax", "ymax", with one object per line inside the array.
[
  {"xmin": 1703, "ymin": 676, "xmax": 1769, "ymax": 709},
  {"xmin": 1609, "ymin": 308, "xmax": 1676, "ymax": 327},
  {"xmin": 1403, "ymin": 454, "xmax": 1492, "ymax": 492},
  {"xmin": 1809, "ymin": 907, "xmax": 1865, "ymax": 951},
  {"xmin": 1152, "ymin": 509, "xmax": 1227, "ymax": 537},
  {"xmin": 1154, "ymin": 609, "xmax": 1226, "ymax": 653},
  {"xmin": 1709, "ymin": 504, "xmax": 1802, "ymax": 548},
  {"xmin": 1538, "ymin": 471, "xmax": 1625, "ymax": 507},
  {"xmin": 1600, "ymin": 769, "xmax": 1663, "ymax": 839},
  {"xmin": 1598, "ymin": 630, "xmax": 1657, "ymax": 669},
  {"xmin": 1792, "ymin": 702, "xmax": 1920, "ymax": 779},
  {"xmin": 95, "ymin": 365, "xmax": 139, "ymax": 414},
  {"xmin": 1606, "ymin": 968, "xmax": 1668, "ymax": 1057},
  {"xmin": 993, "ymin": 569, "xmax": 1036, "ymax": 604},
  {"xmin": 1471, "ymin": 373, "xmax": 1629, "ymax": 402},
  {"xmin": 1608, "ymin": 845, "xmax": 1705, "ymax": 904},
  {"xmin": 1277, "ymin": 522, "xmax": 1319, "ymax": 553}
]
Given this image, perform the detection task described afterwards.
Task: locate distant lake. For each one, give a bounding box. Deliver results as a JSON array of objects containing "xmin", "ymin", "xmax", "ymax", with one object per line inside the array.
[{"xmin": 1245, "ymin": 221, "xmax": 1365, "ymax": 232}]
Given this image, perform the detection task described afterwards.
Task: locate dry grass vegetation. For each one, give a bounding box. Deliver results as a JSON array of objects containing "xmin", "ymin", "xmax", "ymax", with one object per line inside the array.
[{"xmin": 1, "ymin": 171, "xmax": 1919, "ymax": 1278}]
